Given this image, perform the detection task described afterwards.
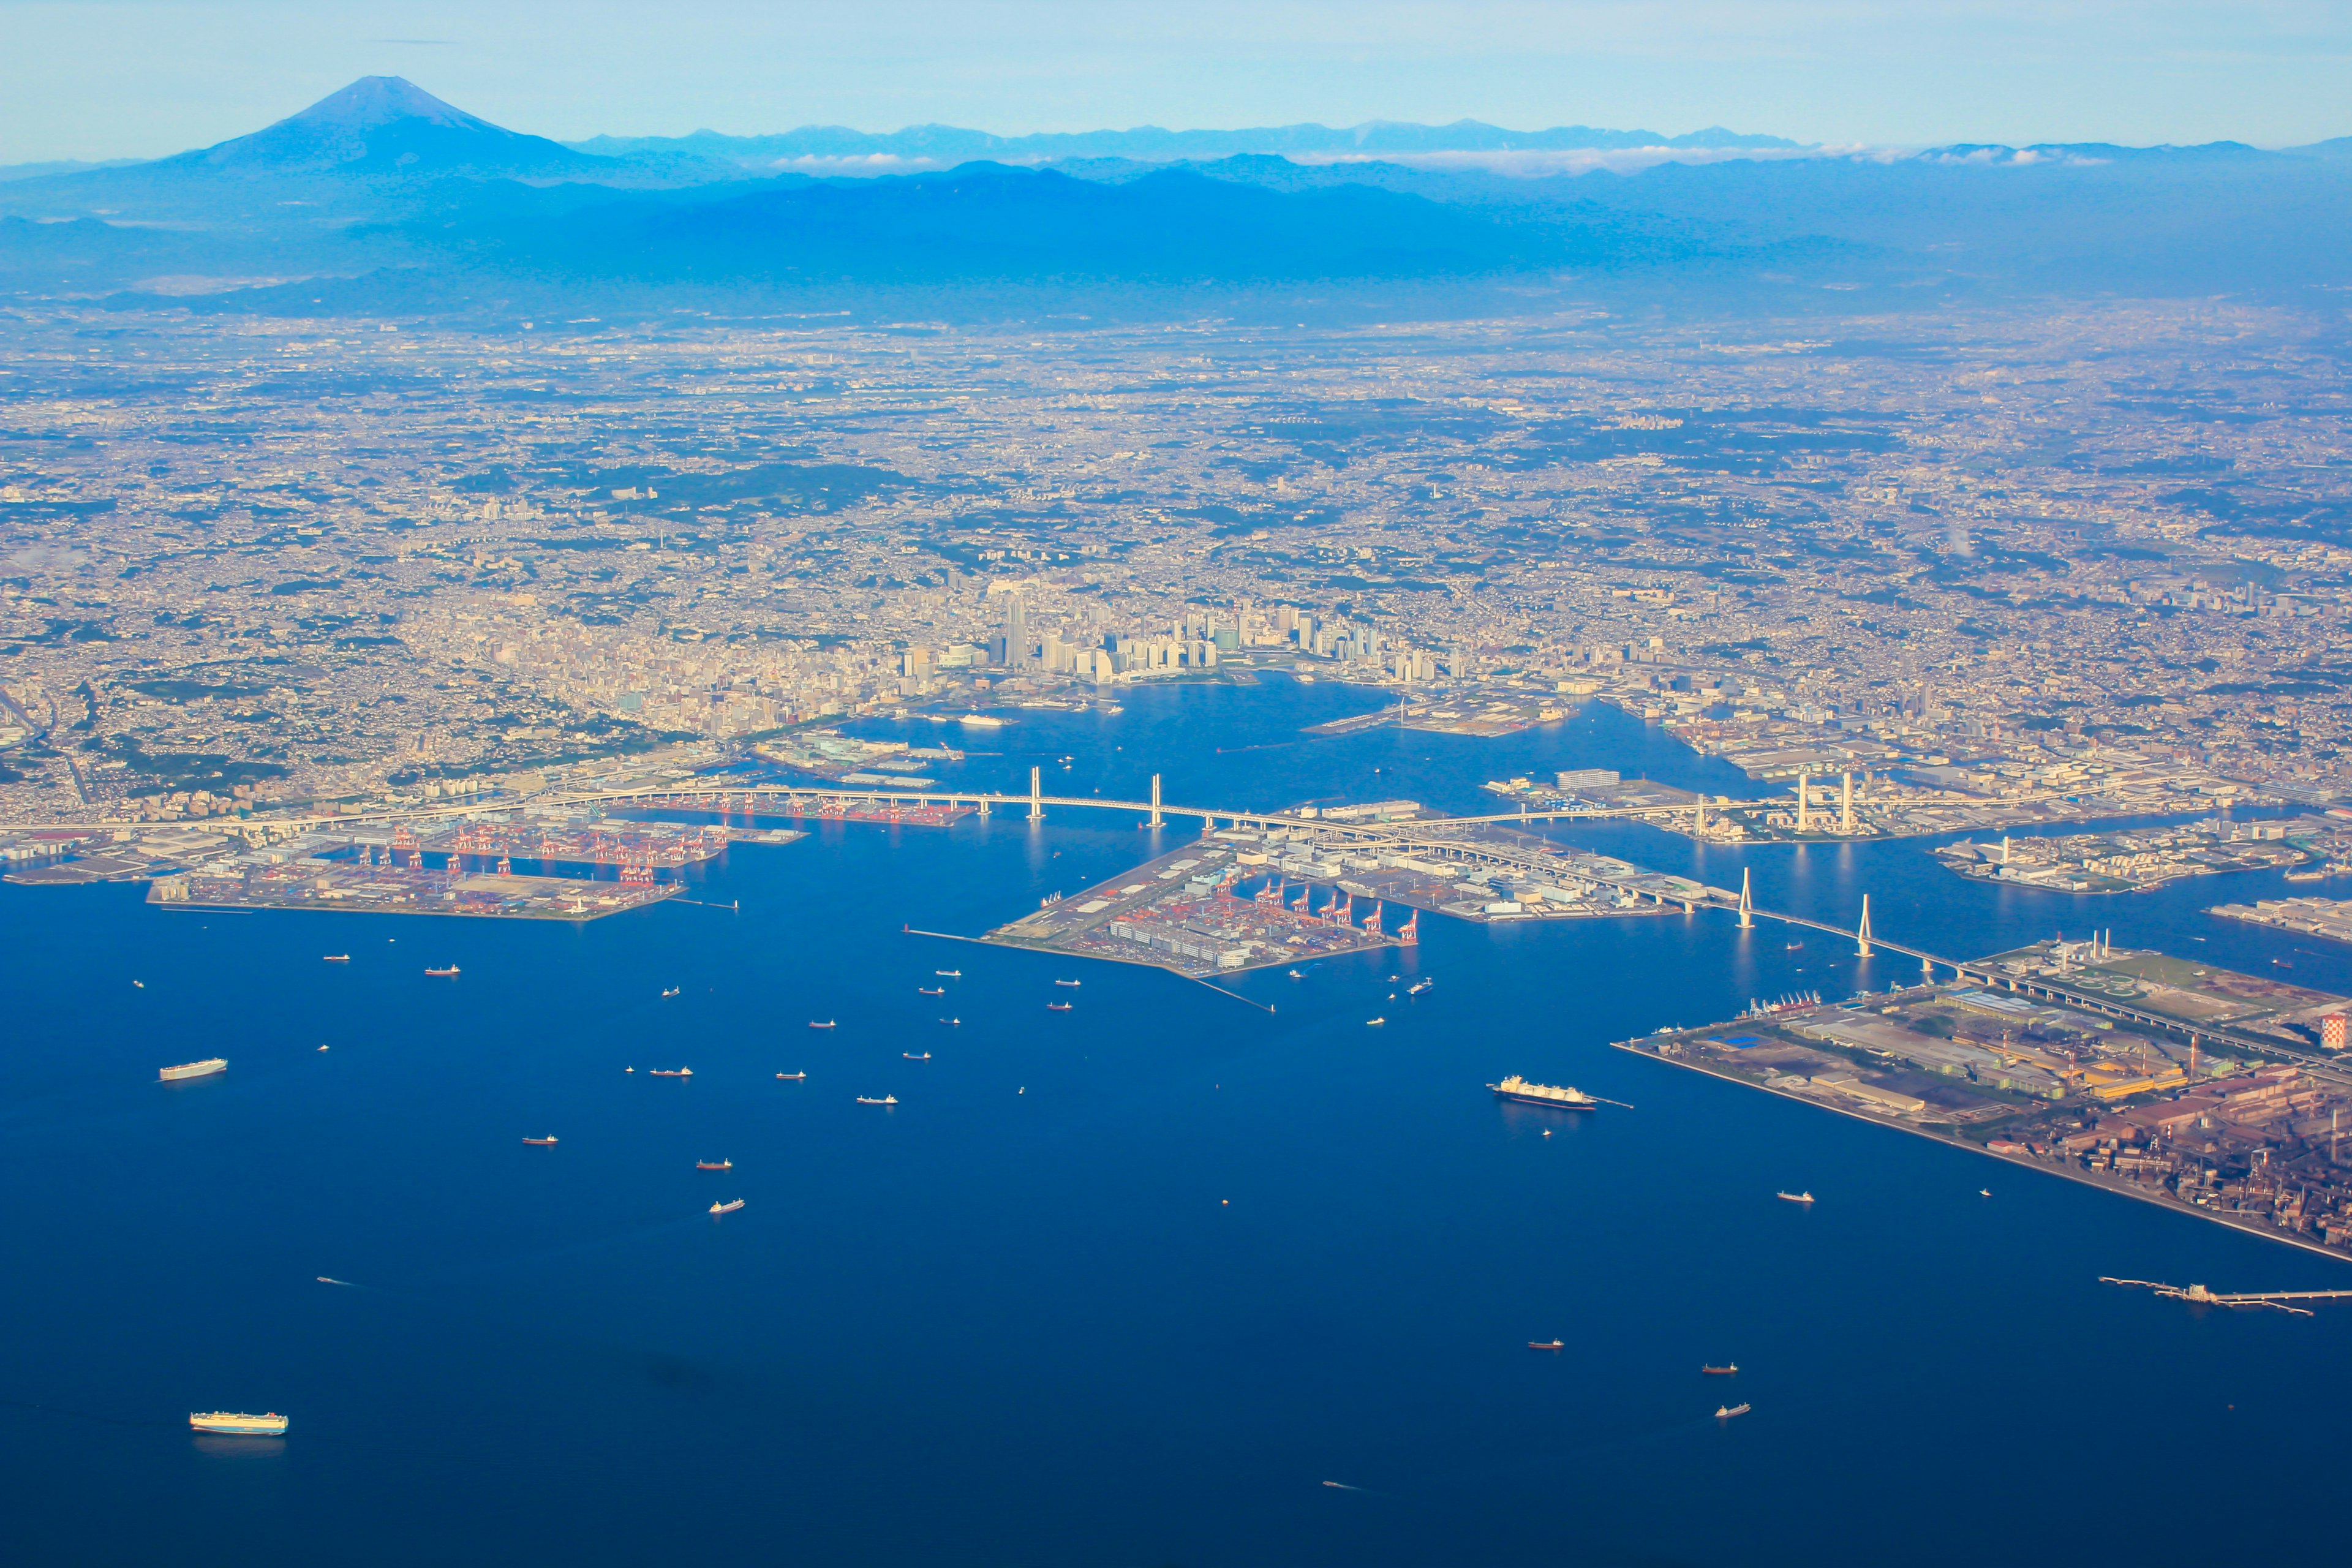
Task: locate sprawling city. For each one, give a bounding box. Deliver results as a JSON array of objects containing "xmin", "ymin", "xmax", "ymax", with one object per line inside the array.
[{"xmin": 5, "ymin": 15, "xmax": 2351, "ymax": 1567}]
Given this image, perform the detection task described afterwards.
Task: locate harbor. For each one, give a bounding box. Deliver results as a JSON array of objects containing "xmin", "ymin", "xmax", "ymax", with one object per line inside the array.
[
  {"xmin": 138, "ymin": 818, "xmax": 804, "ymax": 921},
  {"xmin": 1618, "ymin": 944, "xmax": 2352, "ymax": 1264}
]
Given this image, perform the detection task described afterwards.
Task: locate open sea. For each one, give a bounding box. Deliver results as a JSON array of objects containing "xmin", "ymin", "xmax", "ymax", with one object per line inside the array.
[{"xmin": 7, "ymin": 677, "xmax": 2350, "ymax": 1566}]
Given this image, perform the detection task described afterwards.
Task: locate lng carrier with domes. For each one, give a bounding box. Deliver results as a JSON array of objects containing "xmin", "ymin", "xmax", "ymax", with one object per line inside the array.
[{"xmin": 1490, "ymin": 1074, "xmax": 1632, "ymax": 1110}]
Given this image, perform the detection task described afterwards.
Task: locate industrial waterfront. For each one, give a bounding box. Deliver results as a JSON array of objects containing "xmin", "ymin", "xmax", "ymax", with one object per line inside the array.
[{"xmin": 5, "ymin": 679, "xmax": 2351, "ymax": 1568}]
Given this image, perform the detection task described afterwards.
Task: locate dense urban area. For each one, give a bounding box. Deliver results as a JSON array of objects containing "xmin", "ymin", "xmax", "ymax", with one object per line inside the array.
[{"xmin": 1, "ymin": 296, "xmax": 2346, "ymax": 834}]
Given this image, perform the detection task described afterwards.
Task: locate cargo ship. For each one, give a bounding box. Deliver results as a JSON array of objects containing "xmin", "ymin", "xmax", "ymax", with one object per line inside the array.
[
  {"xmin": 709, "ymin": 1199, "xmax": 745, "ymax": 1215},
  {"xmin": 1408, "ymin": 978, "xmax": 1433, "ymax": 995},
  {"xmin": 809, "ymin": 1020, "xmax": 835, "ymax": 1030},
  {"xmin": 1528, "ymin": 1339, "xmax": 1565, "ymax": 1351},
  {"xmin": 775, "ymin": 1071, "xmax": 806, "ymax": 1080},
  {"xmin": 322, "ymin": 955, "xmax": 349, "ymax": 963},
  {"xmin": 935, "ymin": 970, "xmax": 962, "ymax": 978},
  {"xmin": 1702, "ymin": 1364, "xmax": 1738, "ymax": 1376},
  {"xmin": 1776, "ymin": 1191, "xmax": 1815, "ymax": 1204},
  {"xmin": 902, "ymin": 1051, "xmax": 932, "ymax": 1061},
  {"xmin": 159, "ymin": 1058, "xmax": 227, "ymax": 1082},
  {"xmin": 1047, "ymin": 1001, "xmax": 1072, "ymax": 1011},
  {"xmin": 1714, "ymin": 1403, "xmax": 1751, "ymax": 1420},
  {"xmin": 918, "ymin": 986, "xmax": 944, "ymax": 996},
  {"xmin": 1489, "ymin": 1074, "xmax": 1597, "ymax": 1109},
  {"xmin": 522, "ymin": 1136, "xmax": 558, "ymax": 1147},
  {"xmin": 696, "ymin": 1159, "xmax": 732, "ymax": 1170},
  {"xmin": 649, "ymin": 1067, "xmax": 693, "ymax": 1077},
  {"xmin": 190, "ymin": 1411, "xmax": 287, "ymax": 1436},
  {"xmin": 855, "ymin": 1094, "xmax": 899, "ymax": 1106},
  {"xmin": 424, "ymin": 965, "xmax": 459, "ymax": 978},
  {"xmin": 1054, "ymin": 979, "xmax": 1082, "ymax": 988}
]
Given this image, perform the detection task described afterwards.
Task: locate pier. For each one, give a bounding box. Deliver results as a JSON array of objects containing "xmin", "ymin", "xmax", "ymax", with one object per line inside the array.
[{"xmin": 2100, "ymin": 1278, "xmax": 2352, "ymax": 1314}]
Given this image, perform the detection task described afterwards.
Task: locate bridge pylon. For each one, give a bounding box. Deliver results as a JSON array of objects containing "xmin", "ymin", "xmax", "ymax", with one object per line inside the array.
[
  {"xmin": 1856, "ymin": 894, "xmax": 1874, "ymax": 958},
  {"xmin": 1738, "ymin": 868, "xmax": 1753, "ymax": 929},
  {"xmin": 1150, "ymin": 773, "xmax": 1163, "ymax": 827},
  {"xmin": 1029, "ymin": 767, "xmax": 1044, "ymax": 821}
]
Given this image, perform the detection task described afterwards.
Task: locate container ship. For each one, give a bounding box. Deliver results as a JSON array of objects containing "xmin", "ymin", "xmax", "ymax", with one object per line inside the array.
[
  {"xmin": 1489, "ymin": 1074, "xmax": 1598, "ymax": 1110},
  {"xmin": 159, "ymin": 1058, "xmax": 227, "ymax": 1082},
  {"xmin": 190, "ymin": 1411, "xmax": 287, "ymax": 1435}
]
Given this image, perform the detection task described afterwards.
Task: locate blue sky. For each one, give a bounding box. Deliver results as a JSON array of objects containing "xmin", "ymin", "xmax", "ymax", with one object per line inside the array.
[{"xmin": 3, "ymin": 1, "xmax": 2348, "ymax": 162}]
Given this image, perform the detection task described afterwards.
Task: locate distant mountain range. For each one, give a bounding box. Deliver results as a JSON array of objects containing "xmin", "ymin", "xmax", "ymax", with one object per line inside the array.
[
  {"xmin": 567, "ymin": 119, "xmax": 1806, "ymax": 176},
  {"xmin": 2, "ymin": 77, "xmax": 2348, "ymax": 312}
]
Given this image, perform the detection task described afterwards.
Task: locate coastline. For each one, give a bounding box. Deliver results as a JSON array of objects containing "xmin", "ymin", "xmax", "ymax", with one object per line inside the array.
[{"xmin": 1613, "ymin": 1038, "xmax": 2352, "ymax": 1270}]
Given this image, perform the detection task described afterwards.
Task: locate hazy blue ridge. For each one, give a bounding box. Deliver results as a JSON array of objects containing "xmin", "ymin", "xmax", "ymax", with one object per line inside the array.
[
  {"xmin": 421, "ymin": 162, "xmax": 1702, "ymax": 284},
  {"xmin": 1558, "ymin": 148, "xmax": 2352, "ymax": 293},
  {"xmin": 9, "ymin": 74, "xmax": 2348, "ymax": 308},
  {"xmin": 566, "ymin": 118, "xmax": 1807, "ymax": 168}
]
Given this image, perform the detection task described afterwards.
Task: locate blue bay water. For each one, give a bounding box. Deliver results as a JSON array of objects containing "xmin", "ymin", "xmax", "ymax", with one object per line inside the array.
[{"xmin": 6, "ymin": 679, "xmax": 2348, "ymax": 1565}]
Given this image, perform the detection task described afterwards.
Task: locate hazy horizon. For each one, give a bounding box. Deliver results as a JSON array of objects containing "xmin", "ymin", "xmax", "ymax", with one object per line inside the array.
[{"xmin": 2, "ymin": 0, "xmax": 2347, "ymax": 164}]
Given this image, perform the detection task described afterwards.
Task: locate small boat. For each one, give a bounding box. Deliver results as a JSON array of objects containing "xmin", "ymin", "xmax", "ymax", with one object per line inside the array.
[
  {"xmin": 660, "ymin": 986, "xmax": 680, "ymax": 998},
  {"xmin": 190, "ymin": 1411, "xmax": 287, "ymax": 1436},
  {"xmin": 649, "ymin": 1067, "xmax": 693, "ymax": 1077},
  {"xmin": 1980, "ymin": 1188, "xmax": 1992, "ymax": 1197},
  {"xmin": 809, "ymin": 1020, "xmax": 835, "ymax": 1030},
  {"xmin": 903, "ymin": 1051, "xmax": 932, "ymax": 1061},
  {"xmin": 424, "ymin": 965, "xmax": 459, "ymax": 978},
  {"xmin": 1528, "ymin": 1339, "xmax": 1566, "ymax": 1352},
  {"xmin": 317, "ymin": 1045, "xmax": 328, "ymax": 1052},
  {"xmin": 323, "ymin": 955, "xmax": 349, "ymax": 963},
  {"xmin": 132, "ymin": 980, "xmax": 145, "ymax": 989},
  {"xmin": 776, "ymin": 1071, "xmax": 806, "ymax": 1080},
  {"xmin": 1054, "ymin": 979, "xmax": 1082, "ymax": 988},
  {"xmin": 918, "ymin": 986, "xmax": 944, "ymax": 996},
  {"xmin": 1408, "ymin": 979, "xmax": 1433, "ymax": 995},
  {"xmin": 159, "ymin": 1058, "xmax": 227, "ymax": 1082},
  {"xmin": 1715, "ymin": 1403, "xmax": 1751, "ymax": 1420},
  {"xmin": 1288, "ymin": 970, "xmax": 1304, "ymax": 980},
  {"xmin": 522, "ymin": 1136, "xmax": 558, "ymax": 1146},
  {"xmin": 940, "ymin": 1017, "xmax": 960, "ymax": 1027},
  {"xmin": 1776, "ymin": 1191, "xmax": 1814, "ymax": 1204},
  {"xmin": 696, "ymin": 1159, "xmax": 733, "ymax": 1170},
  {"xmin": 855, "ymin": 1095, "xmax": 899, "ymax": 1106},
  {"xmin": 709, "ymin": 1199, "xmax": 745, "ymax": 1215},
  {"xmin": 935, "ymin": 970, "xmax": 962, "ymax": 978},
  {"xmin": 1702, "ymin": 1364, "xmax": 1738, "ymax": 1376},
  {"xmin": 1366, "ymin": 1017, "xmax": 1386, "ymax": 1027}
]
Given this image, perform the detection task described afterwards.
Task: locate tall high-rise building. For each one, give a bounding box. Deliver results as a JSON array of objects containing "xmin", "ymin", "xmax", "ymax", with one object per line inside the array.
[{"xmin": 1003, "ymin": 596, "xmax": 1029, "ymax": 671}]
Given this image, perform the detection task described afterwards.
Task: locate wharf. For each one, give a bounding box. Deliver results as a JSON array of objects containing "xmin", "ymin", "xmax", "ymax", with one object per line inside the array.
[
  {"xmin": 1616, "ymin": 978, "xmax": 2352, "ymax": 1268},
  {"xmin": 149, "ymin": 862, "xmax": 678, "ymax": 921},
  {"xmin": 986, "ymin": 842, "xmax": 1401, "ymax": 978}
]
